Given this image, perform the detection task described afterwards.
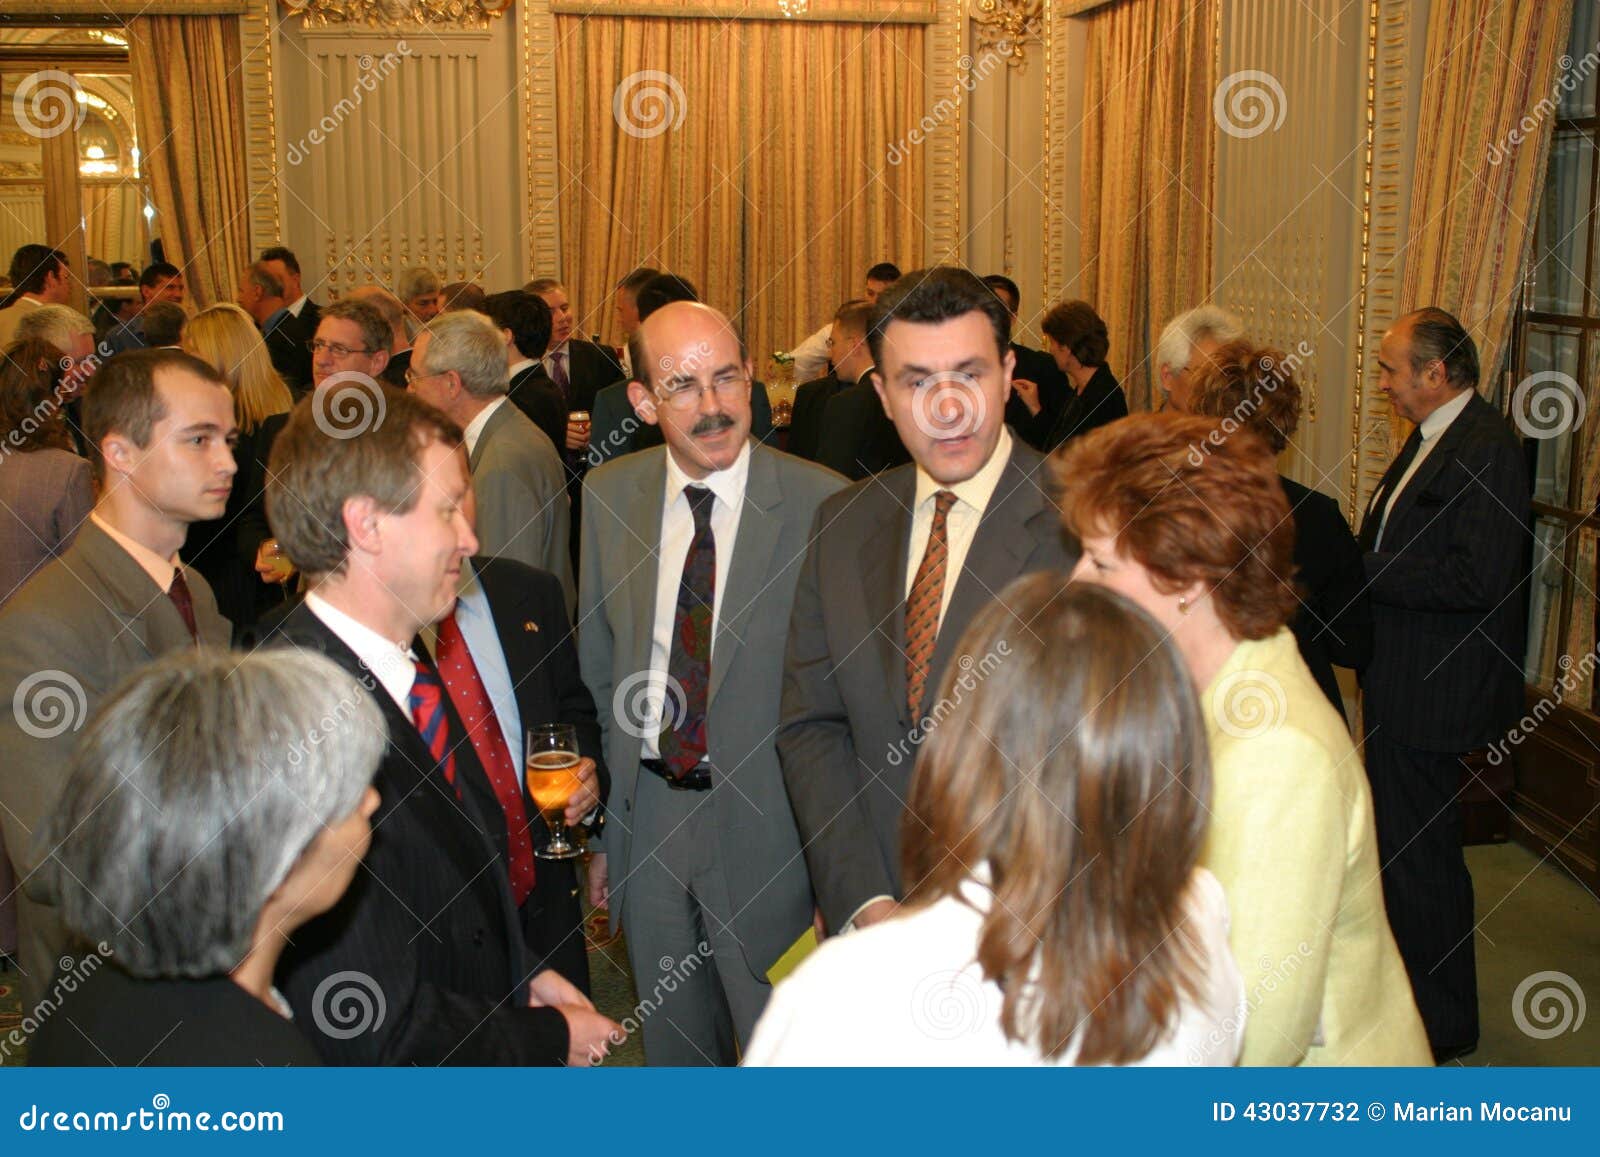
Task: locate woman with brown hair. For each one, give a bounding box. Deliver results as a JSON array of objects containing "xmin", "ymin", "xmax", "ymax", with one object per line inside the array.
[
  {"xmin": 1058, "ymin": 412, "xmax": 1429, "ymax": 1066},
  {"xmin": 1189, "ymin": 340, "xmax": 1371, "ymax": 719},
  {"xmin": 180, "ymin": 303, "xmax": 296, "ymax": 639},
  {"xmin": 1013, "ymin": 299, "xmax": 1128, "ymax": 451},
  {"xmin": 745, "ymin": 580, "xmax": 1243, "ymax": 1065}
]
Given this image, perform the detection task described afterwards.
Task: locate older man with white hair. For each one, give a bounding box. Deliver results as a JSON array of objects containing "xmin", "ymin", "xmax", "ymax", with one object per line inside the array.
[
  {"xmin": 407, "ymin": 309, "xmax": 573, "ymax": 612},
  {"xmin": 1155, "ymin": 304, "xmax": 1244, "ymax": 412}
]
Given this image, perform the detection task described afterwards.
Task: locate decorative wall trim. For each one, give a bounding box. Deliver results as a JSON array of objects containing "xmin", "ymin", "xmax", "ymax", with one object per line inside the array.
[
  {"xmin": 971, "ymin": 0, "xmax": 1041, "ymax": 66},
  {"xmin": 520, "ymin": 0, "xmax": 560, "ymax": 279},
  {"xmin": 1041, "ymin": 0, "xmax": 1068, "ymax": 304},
  {"xmin": 278, "ymin": 0, "xmax": 512, "ymax": 30},
  {"xmin": 241, "ymin": 0, "xmax": 280, "ymax": 256},
  {"xmin": 0, "ymin": 1, "xmax": 248, "ymax": 14},
  {"xmin": 924, "ymin": 0, "xmax": 965, "ymax": 262},
  {"xmin": 549, "ymin": 0, "xmax": 936, "ymax": 19}
]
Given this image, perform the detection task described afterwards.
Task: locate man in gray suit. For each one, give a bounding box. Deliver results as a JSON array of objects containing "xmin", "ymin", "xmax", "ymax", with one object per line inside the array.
[
  {"xmin": 0, "ymin": 348, "xmax": 235, "ymax": 1011},
  {"xmin": 408, "ymin": 309, "xmax": 574, "ymax": 614},
  {"xmin": 579, "ymin": 301, "xmax": 844, "ymax": 1065},
  {"xmin": 778, "ymin": 266, "xmax": 1078, "ymax": 936}
]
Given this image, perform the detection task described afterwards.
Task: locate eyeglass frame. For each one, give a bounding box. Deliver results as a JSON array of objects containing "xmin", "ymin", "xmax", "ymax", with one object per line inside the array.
[
  {"xmin": 307, "ymin": 338, "xmax": 376, "ymax": 358},
  {"xmin": 652, "ymin": 373, "xmax": 753, "ymax": 412}
]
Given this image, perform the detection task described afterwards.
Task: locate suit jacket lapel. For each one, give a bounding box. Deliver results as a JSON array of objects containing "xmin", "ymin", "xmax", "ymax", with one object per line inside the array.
[
  {"xmin": 469, "ymin": 401, "xmax": 509, "ymax": 472},
  {"xmin": 708, "ymin": 445, "xmax": 783, "ymax": 709},
  {"xmin": 625, "ymin": 451, "xmax": 668, "ymax": 683},
  {"xmin": 861, "ymin": 471, "xmax": 916, "ymax": 726},
  {"xmin": 1383, "ymin": 397, "xmax": 1483, "ymax": 545},
  {"xmin": 72, "ymin": 521, "xmax": 194, "ymax": 656}
]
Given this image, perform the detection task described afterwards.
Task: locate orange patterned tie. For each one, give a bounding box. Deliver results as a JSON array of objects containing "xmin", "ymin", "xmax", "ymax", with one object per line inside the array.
[{"xmin": 905, "ymin": 490, "xmax": 956, "ymax": 719}]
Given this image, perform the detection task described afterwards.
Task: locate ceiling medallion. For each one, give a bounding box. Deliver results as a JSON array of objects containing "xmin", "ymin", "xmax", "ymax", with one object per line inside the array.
[
  {"xmin": 971, "ymin": 0, "xmax": 1042, "ymax": 68},
  {"xmin": 279, "ymin": 0, "xmax": 515, "ymax": 31}
]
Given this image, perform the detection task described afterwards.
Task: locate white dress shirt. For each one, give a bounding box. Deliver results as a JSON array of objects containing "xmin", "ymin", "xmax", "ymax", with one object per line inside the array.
[
  {"xmin": 508, "ymin": 357, "xmax": 537, "ymax": 381},
  {"xmin": 786, "ymin": 322, "xmax": 832, "ymax": 384},
  {"xmin": 305, "ymin": 591, "xmax": 417, "ymax": 713},
  {"xmin": 1375, "ymin": 387, "xmax": 1474, "ymax": 550},
  {"xmin": 287, "ymin": 294, "xmax": 310, "ymax": 318},
  {"xmin": 640, "ymin": 441, "xmax": 751, "ymax": 759},
  {"xmin": 461, "ymin": 395, "xmax": 507, "ymax": 459},
  {"xmin": 904, "ymin": 427, "xmax": 1014, "ymax": 629},
  {"xmin": 745, "ymin": 865, "xmax": 1244, "ymax": 1066}
]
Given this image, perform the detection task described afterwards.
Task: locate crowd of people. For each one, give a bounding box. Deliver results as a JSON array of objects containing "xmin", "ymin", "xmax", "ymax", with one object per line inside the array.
[{"xmin": 0, "ymin": 240, "xmax": 1530, "ymax": 1068}]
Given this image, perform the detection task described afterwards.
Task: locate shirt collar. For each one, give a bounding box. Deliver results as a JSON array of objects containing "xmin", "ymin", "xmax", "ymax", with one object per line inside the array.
[
  {"xmin": 508, "ymin": 357, "xmax": 537, "ymax": 378},
  {"xmin": 287, "ymin": 295, "xmax": 309, "ymax": 317},
  {"xmin": 1419, "ymin": 387, "xmax": 1474, "ymax": 442},
  {"xmin": 547, "ymin": 340, "xmax": 570, "ymax": 361},
  {"xmin": 90, "ymin": 512, "xmax": 179, "ymax": 593},
  {"xmin": 304, "ymin": 590, "xmax": 418, "ymax": 709},
  {"xmin": 461, "ymin": 395, "xmax": 506, "ymax": 457},
  {"xmin": 665, "ymin": 438, "xmax": 752, "ymax": 514},
  {"xmin": 913, "ymin": 426, "xmax": 1014, "ymax": 518}
]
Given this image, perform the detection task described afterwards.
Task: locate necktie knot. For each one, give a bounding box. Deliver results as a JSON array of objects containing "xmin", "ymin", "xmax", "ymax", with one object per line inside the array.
[
  {"xmin": 931, "ymin": 489, "xmax": 957, "ymax": 525},
  {"xmin": 686, "ymin": 485, "xmax": 716, "ymax": 533}
]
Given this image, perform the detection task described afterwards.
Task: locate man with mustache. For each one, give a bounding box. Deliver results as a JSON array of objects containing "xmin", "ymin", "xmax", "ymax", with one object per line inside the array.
[{"xmin": 578, "ymin": 301, "xmax": 844, "ymax": 1064}]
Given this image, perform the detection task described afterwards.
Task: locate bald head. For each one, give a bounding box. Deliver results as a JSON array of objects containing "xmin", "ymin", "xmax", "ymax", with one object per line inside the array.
[{"xmin": 627, "ymin": 301, "xmax": 752, "ymax": 480}]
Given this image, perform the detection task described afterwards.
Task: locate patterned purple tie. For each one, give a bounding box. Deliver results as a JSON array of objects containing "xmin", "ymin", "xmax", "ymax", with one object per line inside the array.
[
  {"xmin": 658, "ymin": 486, "xmax": 716, "ymax": 779},
  {"xmin": 550, "ymin": 350, "xmax": 570, "ymax": 402}
]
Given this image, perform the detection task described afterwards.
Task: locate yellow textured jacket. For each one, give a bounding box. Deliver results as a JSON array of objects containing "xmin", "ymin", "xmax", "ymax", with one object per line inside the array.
[{"xmin": 1200, "ymin": 628, "xmax": 1430, "ymax": 1066}]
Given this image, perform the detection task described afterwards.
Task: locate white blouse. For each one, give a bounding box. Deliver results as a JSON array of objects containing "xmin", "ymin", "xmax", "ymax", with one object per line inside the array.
[{"xmin": 744, "ymin": 867, "xmax": 1245, "ymax": 1066}]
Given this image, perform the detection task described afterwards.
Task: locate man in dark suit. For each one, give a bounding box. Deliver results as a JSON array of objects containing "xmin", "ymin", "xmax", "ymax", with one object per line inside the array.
[
  {"xmin": 580, "ymin": 300, "xmax": 845, "ymax": 1064},
  {"xmin": 0, "ymin": 349, "xmax": 235, "ymax": 1013},
  {"xmin": 981, "ymin": 274, "xmax": 1070, "ymax": 439},
  {"xmin": 238, "ymin": 260, "xmax": 313, "ymax": 396},
  {"xmin": 347, "ymin": 284, "xmax": 415, "ymax": 388},
  {"xmin": 816, "ymin": 298, "xmax": 909, "ymax": 480},
  {"xmin": 484, "ymin": 289, "xmax": 567, "ymax": 456},
  {"xmin": 444, "ymin": 552, "xmax": 607, "ymax": 990},
  {"xmin": 1357, "ymin": 307, "xmax": 1531, "ymax": 1062},
  {"xmin": 787, "ymin": 299, "xmax": 862, "ymax": 463},
  {"xmin": 779, "ymin": 267, "xmax": 1078, "ymax": 936},
  {"xmin": 259, "ymin": 244, "xmax": 322, "ymax": 334},
  {"xmin": 259, "ymin": 387, "xmax": 619, "ymax": 1065}
]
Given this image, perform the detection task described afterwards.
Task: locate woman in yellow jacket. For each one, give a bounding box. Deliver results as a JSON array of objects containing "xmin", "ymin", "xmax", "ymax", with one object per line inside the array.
[{"xmin": 1057, "ymin": 393, "xmax": 1430, "ymax": 1065}]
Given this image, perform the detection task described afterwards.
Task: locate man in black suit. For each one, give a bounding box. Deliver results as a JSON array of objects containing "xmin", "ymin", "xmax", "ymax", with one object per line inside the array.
[
  {"xmin": 427, "ymin": 549, "xmax": 607, "ymax": 993},
  {"xmin": 787, "ymin": 299, "xmax": 860, "ymax": 463},
  {"xmin": 815, "ymin": 298, "xmax": 907, "ymax": 480},
  {"xmin": 1357, "ymin": 307, "xmax": 1531, "ymax": 1062},
  {"xmin": 237, "ymin": 261, "xmax": 313, "ymax": 396},
  {"xmin": 484, "ymin": 289, "xmax": 566, "ymax": 456},
  {"xmin": 981, "ymin": 274, "xmax": 1070, "ymax": 441},
  {"xmin": 779, "ymin": 267, "xmax": 1078, "ymax": 935},
  {"xmin": 347, "ymin": 284, "xmax": 415, "ymax": 387},
  {"xmin": 260, "ymin": 387, "xmax": 620, "ymax": 1065},
  {"xmin": 260, "ymin": 244, "xmax": 322, "ymax": 334}
]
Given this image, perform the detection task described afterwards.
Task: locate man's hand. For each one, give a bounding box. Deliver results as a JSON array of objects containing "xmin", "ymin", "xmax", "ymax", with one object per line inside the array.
[
  {"xmin": 563, "ymin": 1006, "xmax": 625, "ymax": 1067},
  {"xmin": 853, "ymin": 898, "xmax": 897, "ymax": 929},
  {"xmin": 586, "ymin": 852, "xmax": 609, "ymax": 910},
  {"xmin": 254, "ymin": 539, "xmax": 295, "ymax": 585},
  {"xmin": 565, "ymin": 415, "xmax": 591, "ymax": 451},
  {"xmin": 563, "ymin": 757, "xmax": 600, "ymax": 824},
  {"xmin": 1011, "ymin": 378, "xmax": 1041, "ymax": 416},
  {"xmin": 529, "ymin": 968, "xmax": 594, "ymax": 1011}
]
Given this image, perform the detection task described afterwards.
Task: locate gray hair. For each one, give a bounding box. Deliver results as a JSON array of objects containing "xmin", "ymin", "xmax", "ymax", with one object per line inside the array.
[
  {"xmin": 1155, "ymin": 305, "xmax": 1244, "ymax": 374},
  {"xmin": 17, "ymin": 304, "xmax": 93, "ymax": 351},
  {"xmin": 347, "ymin": 285, "xmax": 407, "ymax": 345},
  {"xmin": 246, "ymin": 261, "xmax": 285, "ymax": 299},
  {"xmin": 33, "ymin": 648, "xmax": 386, "ymax": 979},
  {"xmin": 419, "ymin": 309, "xmax": 508, "ymax": 397},
  {"xmin": 397, "ymin": 266, "xmax": 441, "ymax": 302}
]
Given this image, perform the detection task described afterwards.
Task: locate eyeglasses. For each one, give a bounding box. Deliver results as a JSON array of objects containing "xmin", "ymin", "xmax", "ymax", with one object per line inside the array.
[
  {"xmin": 655, "ymin": 376, "xmax": 751, "ymax": 411},
  {"xmin": 307, "ymin": 339, "xmax": 374, "ymax": 358},
  {"xmin": 404, "ymin": 367, "xmax": 446, "ymax": 387}
]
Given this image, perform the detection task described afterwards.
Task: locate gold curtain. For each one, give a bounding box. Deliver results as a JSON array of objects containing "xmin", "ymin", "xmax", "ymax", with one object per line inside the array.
[
  {"xmin": 127, "ymin": 14, "xmax": 252, "ymax": 309},
  {"xmin": 1078, "ymin": 0, "xmax": 1216, "ymax": 413},
  {"xmin": 554, "ymin": 14, "xmax": 924, "ymax": 366},
  {"xmin": 1399, "ymin": 0, "xmax": 1576, "ymax": 390}
]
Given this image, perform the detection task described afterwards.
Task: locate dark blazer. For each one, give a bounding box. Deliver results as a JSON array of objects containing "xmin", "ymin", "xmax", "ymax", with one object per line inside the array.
[
  {"xmin": 297, "ymin": 297, "xmax": 323, "ymax": 334},
  {"xmin": 508, "ymin": 362, "xmax": 569, "ymax": 457},
  {"xmin": 1358, "ymin": 393, "xmax": 1531, "ymax": 751},
  {"xmin": 262, "ymin": 310, "xmax": 314, "ymax": 397},
  {"xmin": 562, "ymin": 338, "xmax": 625, "ymax": 414},
  {"xmin": 1022, "ymin": 363, "xmax": 1128, "ymax": 452},
  {"xmin": 778, "ymin": 440, "xmax": 1078, "ymax": 930},
  {"xmin": 380, "ymin": 347, "xmax": 412, "ymax": 388},
  {"xmin": 1005, "ymin": 342, "xmax": 1070, "ymax": 439},
  {"xmin": 469, "ymin": 555, "xmax": 608, "ymax": 992},
  {"xmin": 188, "ymin": 411, "xmax": 290, "ymax": 642},
  {"xmin": 787, "ymin": 373, "xmax": 843, "ymax": 462},
  {"xmin": 259, "ymin": 604, "xmax": 569, "ymax": 1065},
  {"xmin": 1282, "ymin": 475, "xmax": 1371, "ymax": 720},
  {"xmin": 816, "ymin": 371, "xmax": 910, "ymax": 481},
  {"xmin": 28, "ymin": 965, "xmax": 321, "ymax": 1066}
]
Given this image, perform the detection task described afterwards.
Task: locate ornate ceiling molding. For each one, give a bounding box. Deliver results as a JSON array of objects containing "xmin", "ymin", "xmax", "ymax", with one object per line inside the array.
[
  {"xmin": 971, "ymin": 0, "xmax": 1042, "ymax": 68},
  {"xmin": 278, "ymin": 0, "xmax": 513, "ymax": 30}
]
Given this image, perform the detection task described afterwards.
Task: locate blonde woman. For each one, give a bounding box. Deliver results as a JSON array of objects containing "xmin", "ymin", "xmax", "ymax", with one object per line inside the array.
[{"xmin": 181, "ymin": 303, "xmax": 296, "ymax": 639}]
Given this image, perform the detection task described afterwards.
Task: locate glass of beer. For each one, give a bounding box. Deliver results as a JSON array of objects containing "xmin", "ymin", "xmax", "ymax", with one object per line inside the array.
[{"xmin": 526, "ymin": 723, "xmax": 583, "ymax": 860}]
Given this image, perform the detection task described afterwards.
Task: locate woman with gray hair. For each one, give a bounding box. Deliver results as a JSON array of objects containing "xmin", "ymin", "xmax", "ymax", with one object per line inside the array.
[{"xmin": 28, "ymin": 649, "xmax": 383, "ymax": 1066}]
